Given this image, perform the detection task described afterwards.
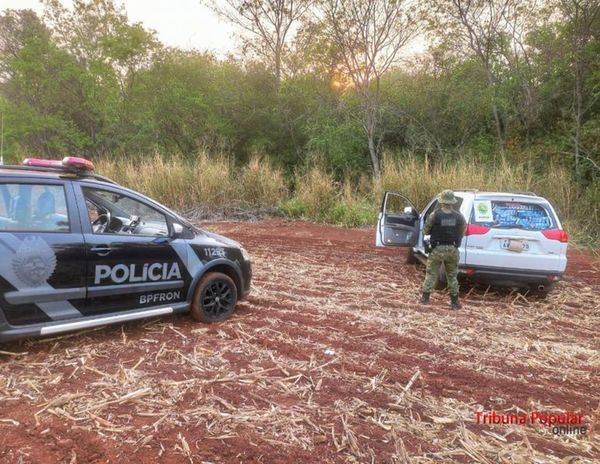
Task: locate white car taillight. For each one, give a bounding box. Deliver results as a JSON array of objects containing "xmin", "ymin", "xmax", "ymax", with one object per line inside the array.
[
  {"xmin": 541, "ymin": 229, "xmax": 568, "ymax": 243},
  {"xmin": 465, "ymin": 224, "xmax": 490, "ymax": 236}
]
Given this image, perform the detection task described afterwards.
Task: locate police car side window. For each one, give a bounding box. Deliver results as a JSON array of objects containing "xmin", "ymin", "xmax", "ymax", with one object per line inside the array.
[
  {"xmin": 83, "ymin": 188, "xmax": 169, "ymax": 236},
  {"xmin": 0, "ymin": 184, "xmax": 70, "ymax": 233}
]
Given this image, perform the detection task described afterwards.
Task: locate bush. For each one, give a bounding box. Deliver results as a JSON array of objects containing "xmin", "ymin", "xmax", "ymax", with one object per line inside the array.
[
  {"xmin": 295, "ymin": 166, "xmax": 338, "ymax": 219},
  {"xmin": 326, "ymin": 201, "xmax": 375, "ymax": 227},
  {"xmin": 237, "ymin": 155, "xmax": 288, "ymax": 208},
  {"xmin": 279, "ymin": 198, "xmax": 307, "ymax": 217}
]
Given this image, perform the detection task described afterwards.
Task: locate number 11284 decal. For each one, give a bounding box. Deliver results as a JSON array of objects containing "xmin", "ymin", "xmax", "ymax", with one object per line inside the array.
[{"xmin": 204, "ymin": 247, "xmax": 226, "ymax": 258}]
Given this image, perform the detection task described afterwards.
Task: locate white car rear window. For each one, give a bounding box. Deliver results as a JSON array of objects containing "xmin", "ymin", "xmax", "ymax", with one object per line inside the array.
[{"xmin": 471, "ymin": 200, "xmax": 555, "ymax": 231}]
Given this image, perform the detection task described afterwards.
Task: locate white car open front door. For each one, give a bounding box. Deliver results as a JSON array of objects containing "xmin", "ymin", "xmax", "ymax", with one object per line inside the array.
[{"xmin": 376, "ymin": 192, "xmax": 420, "ymax": 247}]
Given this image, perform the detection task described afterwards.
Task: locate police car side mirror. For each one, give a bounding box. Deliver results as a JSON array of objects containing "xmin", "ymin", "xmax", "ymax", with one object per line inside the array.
[{"xmin": 172, "ymin": 223, "xmax": 184, "ymax": 238}]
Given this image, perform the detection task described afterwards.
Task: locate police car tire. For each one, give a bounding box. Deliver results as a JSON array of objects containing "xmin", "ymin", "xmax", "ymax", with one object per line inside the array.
[
  {"xmin": 191, "ymin": 272, "xmax": 238, "ymax": 323},
  {"xmin": 434, "ymin": 264, "xmax": 447, "ymax": 290}
]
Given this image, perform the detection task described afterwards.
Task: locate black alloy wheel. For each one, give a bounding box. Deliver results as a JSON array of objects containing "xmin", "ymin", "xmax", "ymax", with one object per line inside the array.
[{"xmin": 191, "ymin": 272, "xmax": 238, "ymax": 323}]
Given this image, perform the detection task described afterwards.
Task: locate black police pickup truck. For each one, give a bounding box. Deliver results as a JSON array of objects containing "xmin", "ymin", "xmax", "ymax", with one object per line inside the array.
[{"xmin": 0, "ymin": 157, "xmax": 251, "ymax": 342}]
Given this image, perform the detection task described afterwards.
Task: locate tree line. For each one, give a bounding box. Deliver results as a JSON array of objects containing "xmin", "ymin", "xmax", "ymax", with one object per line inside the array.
[{"xmin": 0, "ymin": 0, "xmax": 599, "ymax": 187}]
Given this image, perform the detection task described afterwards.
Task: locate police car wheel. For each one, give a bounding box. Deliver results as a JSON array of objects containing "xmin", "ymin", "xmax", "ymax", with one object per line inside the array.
[{"xmin": 191, "ymin": 272, "xmax": 238, "ymax": 323}]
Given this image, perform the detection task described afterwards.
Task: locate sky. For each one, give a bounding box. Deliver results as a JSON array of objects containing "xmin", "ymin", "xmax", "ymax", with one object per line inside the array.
[
  {"xmin": 1, "ymin": 0, "xmax": 426, "ymax": 60},
  {"xmin": 1, "ymin": 0, "xmax": 238, "ymax": 56}
]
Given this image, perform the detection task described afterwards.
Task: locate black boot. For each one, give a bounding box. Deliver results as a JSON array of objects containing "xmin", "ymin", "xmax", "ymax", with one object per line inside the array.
[
  {"xmin": 450, "ymin": 294, "xmax": 462, "ymax": 310},
  {"xmin": 420, "ymin": 292, "xmax": 430, "ymax": 305}
]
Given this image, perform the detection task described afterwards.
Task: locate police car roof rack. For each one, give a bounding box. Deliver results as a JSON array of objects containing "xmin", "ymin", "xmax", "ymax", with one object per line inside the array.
[
  {"xmin": 512, "ymin": 191, "xmax": 538, "ymax": 196},
  {"xmin": 91, "ymin": 173, "xmax": 118, "ymax": 184}
]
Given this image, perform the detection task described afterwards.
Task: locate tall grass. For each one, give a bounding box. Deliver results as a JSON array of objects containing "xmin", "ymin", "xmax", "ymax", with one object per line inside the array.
[
  {"xmin": 97, "ymin": 153, "xmax": 286, "ymax": 211},
  {"xmin": 374, "ymin": 154, "xmax": 537, "ymax": 208},
  {"xmin": 238, "ymin": 156, "xmax": 288, "ymax": 208},
  {"xmin": 95, "ymin": 152, "xmax": 598, "ymax": 245}
]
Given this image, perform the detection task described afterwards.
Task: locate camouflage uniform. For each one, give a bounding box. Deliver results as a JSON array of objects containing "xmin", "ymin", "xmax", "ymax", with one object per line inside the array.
[
  {"xmin": 420, "ymin": 190, "xmax": 466, "ymax": 309},
  {"xmin": 422, "ymin": 244, "xmax": 460, "ymax": 295}
]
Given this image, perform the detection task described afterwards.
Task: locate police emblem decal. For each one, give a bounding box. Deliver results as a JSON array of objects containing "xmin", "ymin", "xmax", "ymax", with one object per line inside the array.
[{"xmin": 12, "ymin": 236, "xmax": 57, "ymax": 287}]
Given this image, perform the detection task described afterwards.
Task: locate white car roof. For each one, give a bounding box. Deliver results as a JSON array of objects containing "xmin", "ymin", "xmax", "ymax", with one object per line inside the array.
[{"xmin": 455, "ymin": 191, "xmax": 548, "ymax": 202}]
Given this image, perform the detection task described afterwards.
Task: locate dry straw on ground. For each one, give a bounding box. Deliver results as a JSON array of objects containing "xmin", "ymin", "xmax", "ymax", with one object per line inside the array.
[{"xmin": 0, "ymin": 220, "xmax": 598, "ymax": 463}]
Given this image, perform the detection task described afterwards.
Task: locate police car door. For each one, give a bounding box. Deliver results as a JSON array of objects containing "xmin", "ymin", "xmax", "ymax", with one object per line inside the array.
[
  {"xmin": 0, "ymin": 180, "xmax": 87, "ymax": 326},
  {"xmin": 75, "ymin": 184, "xmax": 188, "ymax": 316},
  {"xmin": 376, "ymin": 192, "xmax": 419, "ymax": 247}
]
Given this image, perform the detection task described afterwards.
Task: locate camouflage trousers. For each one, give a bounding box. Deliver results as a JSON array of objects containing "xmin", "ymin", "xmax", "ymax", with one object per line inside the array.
[{"xmin": 422, "ymin": 245, "xmax": 460, "ymax": 296}]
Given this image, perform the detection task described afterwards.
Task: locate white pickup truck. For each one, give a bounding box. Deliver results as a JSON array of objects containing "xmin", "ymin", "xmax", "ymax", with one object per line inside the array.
[{"xmin": 376, "ymin": 190, "xmax": 568, "ymax": 295}]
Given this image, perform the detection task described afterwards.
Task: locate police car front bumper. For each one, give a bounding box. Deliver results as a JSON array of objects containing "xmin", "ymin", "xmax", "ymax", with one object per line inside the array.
[{"xmin": 239, "ymin": 259, "xmax": 252, "ymax": 298}]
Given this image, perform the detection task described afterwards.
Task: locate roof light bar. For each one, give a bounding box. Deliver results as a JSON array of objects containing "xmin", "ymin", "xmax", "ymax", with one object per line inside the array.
[
  {"xmin": 62, "ymin": 156, "xmax": 94, "ymax": 171},
  {"xmin": 22, "ymin": 156, "xmax": 95, "ymax": 172},
  {"xmin": 23, "ymin": 158, "xmax": 63, "ymax": 168}
]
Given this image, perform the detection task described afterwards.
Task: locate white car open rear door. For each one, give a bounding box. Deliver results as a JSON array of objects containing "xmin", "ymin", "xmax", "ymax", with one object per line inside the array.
[{"xmin": 376, "ymin": 192, "xmax": 419, "ymax": 247}]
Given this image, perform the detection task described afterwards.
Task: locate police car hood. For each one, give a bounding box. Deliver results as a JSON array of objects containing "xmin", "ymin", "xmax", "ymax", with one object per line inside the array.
[{"xmin": 194, "ymin": 229, "xmax": 241, "ymax": 248}]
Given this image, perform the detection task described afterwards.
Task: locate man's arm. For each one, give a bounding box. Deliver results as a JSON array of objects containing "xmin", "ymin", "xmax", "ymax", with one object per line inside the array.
[
  {"xmin": 457, "ymin": 211, "xmax": 467, "ymax": 240},
  {"xmin": 423, "ymin": 211, "xmax": 436, "ymax": 235}
]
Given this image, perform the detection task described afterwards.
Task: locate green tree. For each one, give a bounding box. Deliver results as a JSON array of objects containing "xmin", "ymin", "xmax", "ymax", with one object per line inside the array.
[
  {"xmin": 0, "ymin": 9, "xmax": 89, "ymax": 156},
  {"xmin": 42, "ymin": 0, "xmax": 159, "ymax": 151},
  {"xmin": 323, "ymin": 0, "xmax": 423, "ymax": 178}
]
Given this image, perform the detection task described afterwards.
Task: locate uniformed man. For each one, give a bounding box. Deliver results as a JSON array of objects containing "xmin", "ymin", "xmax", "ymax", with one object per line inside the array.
[{"xmin": 420, "ymin": 190, "xmax": 467, "ymax": 310}]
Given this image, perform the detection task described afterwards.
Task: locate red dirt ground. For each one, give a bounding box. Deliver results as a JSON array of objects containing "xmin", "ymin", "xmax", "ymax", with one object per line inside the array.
[{"xmin": 0, "ymin": 219, "xmax": 599, "ymax": 463}]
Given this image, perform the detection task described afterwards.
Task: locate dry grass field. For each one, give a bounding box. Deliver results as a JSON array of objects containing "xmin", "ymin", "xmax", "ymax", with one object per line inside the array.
[{"xmin": 1, "ymin": 220, "xmax": 599, "ymax": 463}]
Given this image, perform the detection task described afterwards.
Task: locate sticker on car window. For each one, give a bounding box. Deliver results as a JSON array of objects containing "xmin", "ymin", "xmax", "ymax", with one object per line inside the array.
[{"xmin": 474, "ymin": 200, "xmax": 493, "ymax": 222}]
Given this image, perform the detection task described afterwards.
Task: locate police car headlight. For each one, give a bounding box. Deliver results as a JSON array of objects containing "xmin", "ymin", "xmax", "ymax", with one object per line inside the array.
[{"xmin": 240, "ymin": 247, "xmax": 251, "ymax": 261}]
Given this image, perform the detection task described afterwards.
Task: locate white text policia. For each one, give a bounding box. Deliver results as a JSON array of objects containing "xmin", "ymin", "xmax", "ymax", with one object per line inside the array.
[{"xmin": 94, "ymin": 263, "xmax": 181, "ymax": 285}]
